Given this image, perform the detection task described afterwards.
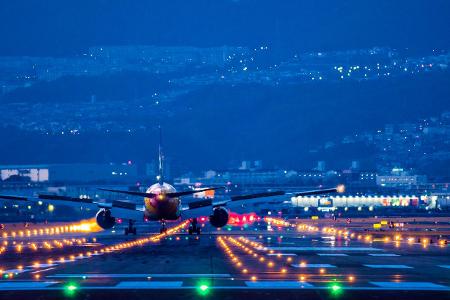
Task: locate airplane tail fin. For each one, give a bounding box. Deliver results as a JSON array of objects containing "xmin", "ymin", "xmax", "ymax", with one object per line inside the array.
[{"xmin": 157, "ymin": 126, "xmax": 164, "ymax": 185}]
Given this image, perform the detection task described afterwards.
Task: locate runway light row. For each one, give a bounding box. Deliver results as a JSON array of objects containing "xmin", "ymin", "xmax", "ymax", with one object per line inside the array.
[
  {"xmin": 1, "ymin": 218, "xmax": 102, "ymax": 239},
  {"xmin": 321, "ymin": 226, "xmax": 448, "ymax": 249},
  {"xmin": 265, "ymin": 219, "xmax": 448, "ymax": 249},
  {"xmin": 1, "ymin": 237, "xmax": 90, "ymax": 255},
  {"xmin": 237, "ymin": 236, "xmax": 295, "ymax": 265},
  {"xmin": 296, "ymin": 223, "xmax": 320, "ymax": 233},
  {"xmin": 264, "ymin": 217, "xmax": 320, "ymax": 233},
  {"xmin": 236, "ymin": 236, "xmax": 358, "ymax": 283},
  {"xmin": 264, "ymin": 217, "xmax": 293, "ymax": 228},
  {"xmin": 217, "ymin": 236, "xmax": 258, "ymax": 282},
  {"xmin": 227, "ymin": 236, "xmax": 290, "ymax": 274},
  {"xmin": 220, "ymin": 235, "xmax": 347, "ymax": 283},
  {"xmin": 0, "ymin": 221, "xmax": 190, "ymax": 279}
]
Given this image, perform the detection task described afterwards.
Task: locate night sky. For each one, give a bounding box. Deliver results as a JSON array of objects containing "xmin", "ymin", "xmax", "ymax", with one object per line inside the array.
[{"xmin": 1, "ymin": 0, "xmax": 449, "ymax": 56}]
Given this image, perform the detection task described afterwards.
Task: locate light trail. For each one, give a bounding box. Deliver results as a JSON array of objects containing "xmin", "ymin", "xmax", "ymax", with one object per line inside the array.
[
  {"xmin": 1, "ymin": 218, "xmax": 102, "ymax": 240},
  {"xmin": 1, "ymin": 237, "xmax": 94, "ymax": 256}
]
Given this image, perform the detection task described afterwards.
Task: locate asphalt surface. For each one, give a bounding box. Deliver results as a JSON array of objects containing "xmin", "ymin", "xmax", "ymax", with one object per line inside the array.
[{"xmin": 0, "ymin": 221, "xmax": 449, "ymax": 299}]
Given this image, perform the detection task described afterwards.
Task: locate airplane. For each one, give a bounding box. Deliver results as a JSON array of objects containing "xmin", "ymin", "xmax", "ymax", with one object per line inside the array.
[{"xmin": 0, "ymin": 128, "xmax": 345, "ymax": 235}]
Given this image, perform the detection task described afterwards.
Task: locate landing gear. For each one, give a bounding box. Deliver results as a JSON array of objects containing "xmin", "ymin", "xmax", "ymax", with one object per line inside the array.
[
  {"xmin": 188, "ymin": 218, "xmax": 201, "ymax": 235},
  {"xmin": 124, "ymin": 220, "xmax": 137, "ymax": 235},
  {"xmin": 160, "ymin": 220, "xmax": 168, "ymax": 234}
]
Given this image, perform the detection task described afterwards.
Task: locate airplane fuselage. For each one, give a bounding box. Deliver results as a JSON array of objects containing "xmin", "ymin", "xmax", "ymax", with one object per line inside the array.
[{"xmin": 143, "ymin": 182, "xmax": 181, "ymax": 221}]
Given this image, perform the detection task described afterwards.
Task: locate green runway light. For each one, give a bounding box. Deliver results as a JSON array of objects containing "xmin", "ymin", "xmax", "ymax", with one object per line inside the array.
[
  {"xmin": 64, "ymin": 283, "xmax": 79, "ymax": 297},
  {"xmin": 196, "ymin": 281, "xmax": 211, "ymax": 296},
  {"xmin": 329, "ymin": 283, "xmax": 343, "ymax": 297},
  {"xmin": 331, "ymin": 284, "xmax": 341, "ymax": 291}
]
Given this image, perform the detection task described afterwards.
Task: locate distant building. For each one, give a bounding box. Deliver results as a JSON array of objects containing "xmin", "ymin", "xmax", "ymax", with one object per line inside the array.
[
  {"xmin": 0, "ymin": 165, "xmax": 49, "ymax": 182},
  {"xmin": 376, "ymin": 172, "xmax": 427, "ymax": 187},
  {"xmin": 239, "ymin": 161, "xmax": 252, "ymax": 170},
  {"xmin": 351, "ymin": 160, "xmax": 360, "ymax": 170},
  {"xmin": 0, "ymin": 163, "xmax": 138, "ymax": 183},
  {"xmin": 316, "ymin": 161, "xmax": 326, "ymax": 172}
]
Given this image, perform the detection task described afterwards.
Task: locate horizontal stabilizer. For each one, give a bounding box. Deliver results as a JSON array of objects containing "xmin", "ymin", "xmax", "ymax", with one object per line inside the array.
[
  {"xmin": 168, "ymin": 187, "xmax": 224, "ymax": 198},
  {"xmin": 98, "ymin": 188, "xmax": 157, "ymax": 198},
  {"xmin": 98, "ymin": 187, "xmax": 223, "ymax": 198}
]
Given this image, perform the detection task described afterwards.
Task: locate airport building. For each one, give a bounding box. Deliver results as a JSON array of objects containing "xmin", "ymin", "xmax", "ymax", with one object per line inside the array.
[
  {"xmin": 290, "ymin": 194, "xmax": 433, "ymax": 209},
  {"xmin": 0, "ymin": 163, "xmax": 138, "ymax": 183},
  {"xmin": 376, "ymin": 175, "xmax": 427, "ymax": 187}
]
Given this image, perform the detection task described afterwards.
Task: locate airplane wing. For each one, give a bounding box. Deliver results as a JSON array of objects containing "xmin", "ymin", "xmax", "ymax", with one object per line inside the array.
[
  {"xmin": 181, "ymin": 185, "xmax": 344, "ymax": 219},
  {"xmin": 230, "ymin": 186, "xmax": 344, "ymax": 201},
  {"xmin": 98, "ymin": 187, "xmax": 223, "ymax": 198},
  {"xmin": 0, "ymin": 194, "xmax": 144, "ymax": 220}
]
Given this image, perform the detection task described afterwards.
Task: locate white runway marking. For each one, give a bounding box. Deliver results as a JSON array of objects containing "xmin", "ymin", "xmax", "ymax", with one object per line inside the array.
[
  {"xmin": 3, "ymin": 268, "xmax": 31, "ymax": 274},
  {"xmin": 368, "ymin": 253, "xmax": 400, "ymax": 257},
  {"xmin": 317, "ymin": 253, "xmax": 348, "ymax": 256},
  {"xmin": 370, "ymin": 282, "xmax": 449, "ymax": 290},
  {"xmin": 115, "ymin": 281, "xmax": 183, "ymax": 288},
  {"xmin": 0, "ymin": 281, "xmax": 448, "ymax": 291},
  {"xmin": 260, "ymin": 247, "xmax": 382, "ymax": 251},
  {"xmin": 364, "ymin": 264, "xmax": 412, "ymax": 269},
  {"xmin": 27, "ymin": 263, "xmax": 57, "ymax": 268},
  {"xmin": 245, "ymin": 281, "xmax": 314, "ymax": 288},
  {"xmin": 0, "ymin": 281, "xmax": 57, "ymax": 290},
  {"xmin": 31, "ymin": 267, "xmax": 57, "ymax": 274},
  {"xmin": 267, "ymin": 253, "xmax": 297, "ymax": 256},
  {"xmin": 48, "ymin": 273, "xmax": 231, "ymax": 278},
  {"xmin": 291, "ymin": 264, "xmax": 337, "ymax": 268},
  {"xmin": 438, "ymin": 265, "xmax": 450, "ymax": 269}
]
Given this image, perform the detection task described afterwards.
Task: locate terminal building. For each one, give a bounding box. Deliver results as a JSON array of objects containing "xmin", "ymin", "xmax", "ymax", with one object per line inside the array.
[{"xmin": 290, "ymin": 194, "xmax": 434, "ymax": 209}]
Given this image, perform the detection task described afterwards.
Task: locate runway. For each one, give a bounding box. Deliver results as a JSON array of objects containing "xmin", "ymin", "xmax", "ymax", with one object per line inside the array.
[{"xmin": 0, "ymin": 220, "xmax": 449, "ymax": 299}]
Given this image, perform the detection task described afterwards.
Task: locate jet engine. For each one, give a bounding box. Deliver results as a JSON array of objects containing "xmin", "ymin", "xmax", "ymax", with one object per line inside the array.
[
  {"xmin": 209, "ymin": 207, "xmax": 229, "ymax": 228},
  {"xmin": 95, "ymin": 208, "xmax": 116, "ymax": 229}
]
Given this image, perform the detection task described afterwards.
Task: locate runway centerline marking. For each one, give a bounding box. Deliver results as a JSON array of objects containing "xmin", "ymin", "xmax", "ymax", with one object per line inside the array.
[
  {"xmin": 115, "ymin": 281, "xmax": 183, "ymax": 288},
  {"xmin": 26, "ymin": 263, "xmax": 57, "ymax": 268},
  {"xmin": 0, "ymin": 281, "xmax": 58, "ymax": 290},
  {"xmin": 364, "ymin": 264, "xmax": 413, "ymax": 269},
  {"xmin": 3, "ymin": 268, "xmax": 31, "ymax": 274},
  {"xmin": 259, "ymin": 247, "xmax": 382, "ymax": 251},
  {"xmin": 291, "ymin": 264, "xmax": 337, "ymax": 268},
  {"xmin": 245, "ymin": 281, "xmax": 314, "ymax": 288},
  {"xmin": 47, "ymin": 273, "xmax": 231, "ymax": 278},
  {"xmin": 368, "ymin": 253, "xmax": 400, "ymax": 257},
  {"xmin": 317, "ymin": 253, "xmax": 348, "ymax": 256},
  {"xmin": 370, "ymin": 282, "xmax": 449, "ymax": 290}
]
